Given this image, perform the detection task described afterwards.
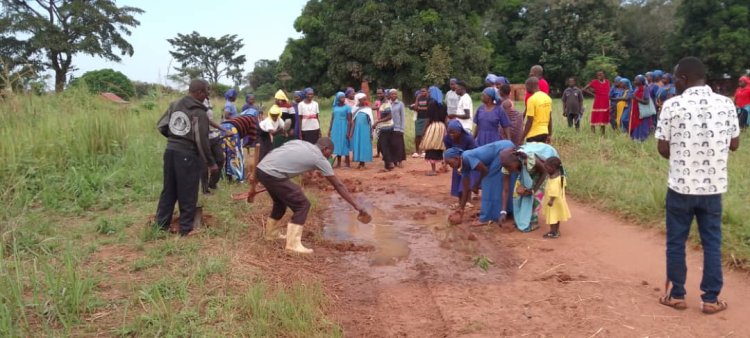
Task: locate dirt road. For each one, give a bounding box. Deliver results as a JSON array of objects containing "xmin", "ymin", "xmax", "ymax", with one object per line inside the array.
[{"xmin": 310, "ymin": 159, "xmax": 750, "ymax": 337}]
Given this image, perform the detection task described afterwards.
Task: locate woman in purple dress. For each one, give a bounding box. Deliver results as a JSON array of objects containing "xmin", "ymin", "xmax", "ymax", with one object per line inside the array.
[{"xmin": 473, "ymin": 87, "xmax": 511, "ymax": 146}]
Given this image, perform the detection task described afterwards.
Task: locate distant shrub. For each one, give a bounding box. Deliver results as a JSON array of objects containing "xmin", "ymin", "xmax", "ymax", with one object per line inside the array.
[
  {"xmin": 254, "ymin": 83, "xmax": 276, "ymax": 101},
  {"xmin": 211, "ymin": 83, "xmax": 233, "ymax": 99},
  {"xmin": 70, "ymin": 69, "xmax": 136, "ymax": 100}
]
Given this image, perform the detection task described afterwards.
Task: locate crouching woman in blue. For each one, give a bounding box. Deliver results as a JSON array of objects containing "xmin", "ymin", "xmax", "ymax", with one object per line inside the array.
[
  {"xmin": 443, "ymin": 120, "xmax": 477, "ymax": 208},
  {"xmin": 444, "ymin": 140, "xmax": 515, "ymax": 227},
  {"xmin": 501, "ymin": 143, "xmax": 560, "ymax": 232}
]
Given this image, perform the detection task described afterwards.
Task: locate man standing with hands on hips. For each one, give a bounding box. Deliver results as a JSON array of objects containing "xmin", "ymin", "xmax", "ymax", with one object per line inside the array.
[
  {"xmin": 655, "ymin": 57, "xmax": 740, "ymax": 314},
  {"xmin": 155, "ymin": 79, "xmax": 218, "ymax": 236}
]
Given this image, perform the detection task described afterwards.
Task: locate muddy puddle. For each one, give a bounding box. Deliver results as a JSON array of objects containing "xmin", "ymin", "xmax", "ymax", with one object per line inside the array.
[{"xmin": 323, "ymin": 191, "xmax": 480, "ymax": 267}]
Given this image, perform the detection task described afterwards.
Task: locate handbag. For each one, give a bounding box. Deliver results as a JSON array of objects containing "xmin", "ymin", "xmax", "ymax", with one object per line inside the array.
[{"xmin": 638, "ymin": 93, "xmax": 657, "ymax": 119}]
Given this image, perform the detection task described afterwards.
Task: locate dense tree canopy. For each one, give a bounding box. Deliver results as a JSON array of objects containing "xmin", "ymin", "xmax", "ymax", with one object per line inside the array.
[
  {"xmin": 167, "ymin": 32, "xmax": 246, "ymax": 86},
  {"xmin": 0, "ymin": 0, "xmax": 143, "ymax": 92},
  {"xmin": 261, "ymin": 0, "xmax": 749, "ymax": 97}
]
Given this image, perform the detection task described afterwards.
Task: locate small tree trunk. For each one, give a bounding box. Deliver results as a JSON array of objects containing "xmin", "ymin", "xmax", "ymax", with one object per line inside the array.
[{"xmin": 54, "ymin": 68, "xmax": 66, "ymax": 93}]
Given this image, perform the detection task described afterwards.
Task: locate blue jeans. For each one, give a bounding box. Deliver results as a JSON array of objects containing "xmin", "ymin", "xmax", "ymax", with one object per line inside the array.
[{"xmin": 665, "ymin": 189, "xmax": 723, "ymax": 302}]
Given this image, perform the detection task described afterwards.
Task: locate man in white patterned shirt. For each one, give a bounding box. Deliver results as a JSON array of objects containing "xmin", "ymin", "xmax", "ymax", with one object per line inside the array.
[{"xmin": 654, "ymin": 57, "xmax": 740, "ymax": 314}]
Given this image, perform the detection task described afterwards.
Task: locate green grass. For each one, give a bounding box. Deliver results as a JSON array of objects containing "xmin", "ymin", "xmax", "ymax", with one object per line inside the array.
[
  {"xmin": 543, "ymin": 99, "xmax": 750, "ymax": 267},
  {"xmin": 1, "ymin": 89, "xmax": 748, "ymax": 335},
  {"xmin": 0, "ymin": 90, "xmax": 341, "ymax": 336}
]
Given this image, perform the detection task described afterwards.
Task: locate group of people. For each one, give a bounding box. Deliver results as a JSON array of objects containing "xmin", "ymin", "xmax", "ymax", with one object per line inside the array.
[
  {"xmin": 557, "ymin": 70, "xmax": 677, "ymax": 142},
  {"xmin": 154, "ymin": 55, "xmax": 741, "ymax": 316}
]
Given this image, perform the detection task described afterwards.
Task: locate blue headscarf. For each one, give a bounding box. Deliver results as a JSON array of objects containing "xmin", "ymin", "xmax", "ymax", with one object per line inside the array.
[
  {"xmin": 293, "ymin": 90, "xmax": 304, "ymax": 100},
  {"xmin": 304, "ymin": 87, "xmax": 314, "ymax": 95},
  {"xmin": 662, "ymin": 73, "xmax": 672, "ymax": 84},
  {"xmin": 334, "ymin": 91, "xmax": 345, "ymax": 107},
  {"xmin": 345, "ymin": 87, "xmax": 355, "ymax": 96},
  {"xmin": 447, "ymin": 119, "xmax": 465, "ymax": 134},
  {"xmin": 652, "ymin": 70, "xmax": 664, "ymax": 80},
  {"xmin": 428, "ymin": 86, "xmax": 444, "ymax": 106},
  {"xmin": 619, "ymin": 78, "xmax": 633, "ymax": 91},
  {"xmin": 634, "ymin": 75, "xmax": 646, "ymax": 86},
  {"xmin": 444, "ymin": 147, "xmax": 464, "ymax": 160},
  {"xmin": 449, "ymin": 78, "xmax": 458, "ymax": 85},
  {"xmin": 224, "ymin": 88, "xmax": 237, "ymax": 99},
  {"xmin": 485, "ymin": 74, "xmax": 498, "ymax": 85},
  {"xmin": 414, "ymin": 90, "xmax": 421, "ymax": 99},
  {"xmin": 614, "ymin": 76, "xmax": 622, "ymax": 84},
  {"xmin": 482, "ymin": 87, "xmax": 499, "ymax": 102},
  {"xmin": 495, "ymin": 76, "xmax": 510, "ymax": 86}
]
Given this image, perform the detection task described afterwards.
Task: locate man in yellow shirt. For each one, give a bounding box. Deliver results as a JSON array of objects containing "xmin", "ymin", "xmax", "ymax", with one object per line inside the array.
[{"xmin": 523, "ymin": 77, "xmax": 553, "ymax": 143}]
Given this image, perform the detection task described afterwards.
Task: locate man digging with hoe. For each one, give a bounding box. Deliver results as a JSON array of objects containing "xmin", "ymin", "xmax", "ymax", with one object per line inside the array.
[{"xmin": 256, "ymin": 137, "xmax": 371, "ymax": 253}]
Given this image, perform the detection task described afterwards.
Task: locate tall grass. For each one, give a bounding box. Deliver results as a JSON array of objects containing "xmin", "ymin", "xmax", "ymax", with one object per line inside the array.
[
  {"xmin": 541, "ymin": 99, "xmax": 750, "ymax": 267},
  {"xmin": 0, "ymin": 88, "xmax": 165, "ymax": 221}
]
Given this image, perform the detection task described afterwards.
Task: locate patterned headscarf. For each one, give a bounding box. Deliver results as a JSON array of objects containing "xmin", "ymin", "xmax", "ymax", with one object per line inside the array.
[
  {"xmin": 495, "ymin": 76, "xmax": 510, "ymax": 86},
  {"xmin": 293, "ymin": 90, "xmax": 304, "ymax": 100}
]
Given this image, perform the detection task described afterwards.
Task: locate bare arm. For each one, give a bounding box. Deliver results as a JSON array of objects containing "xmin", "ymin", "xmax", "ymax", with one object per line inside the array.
[
  {"xmin": 523, "ymin": 117, "xmax": 534, "ymax": 140},
  {"xmin": 325, "ymin": 175, "xmax": 364, "ymax": 212},
  {"xmin": 548, "ymin": 114, "xmax": 553, "ymax": 139},
  {"xmin": 454, "ymin": 108, "xmax": 471, "ymax": 120},
  {"xmin": 730, "ymin": 137, "xmax": 740, "ymax": 152},
  {"xmin": 500, "ymin": 174, "xmax": 510, "ymax": 221},
  {"xmin": 472, "ymin": 162, "xmax": 489, "ymax": 192},
  {"xmin": 209, "ymin": 119, "xmax": 228, "ymax": 133},
  {"xmin": 501, "ymin": 127, "xmax": 510, "ymax": 141}
]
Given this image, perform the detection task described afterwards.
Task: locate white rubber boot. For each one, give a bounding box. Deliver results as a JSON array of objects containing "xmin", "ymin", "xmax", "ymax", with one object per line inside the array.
[
  {"xmin": 264, "ymin": 218, "xmax": 286, "ymax": 240},
  {"xmin": 285, "ymin": 223, "xmax": 313, "ymax": 254}
]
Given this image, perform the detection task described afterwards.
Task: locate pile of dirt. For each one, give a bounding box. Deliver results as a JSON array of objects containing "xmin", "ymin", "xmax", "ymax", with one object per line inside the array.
[{"xmin": 319, "ymin": 240, "xmax": 375, "ymax": 252}]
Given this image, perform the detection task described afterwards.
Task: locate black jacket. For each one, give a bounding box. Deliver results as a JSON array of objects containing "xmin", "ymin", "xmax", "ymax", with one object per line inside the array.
[{"xmin": 161, "ymin": 95, "xmax": 214, "ymax": 165}]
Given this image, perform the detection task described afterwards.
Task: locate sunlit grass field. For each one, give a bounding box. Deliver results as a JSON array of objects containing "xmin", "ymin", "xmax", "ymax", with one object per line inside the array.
[{"xmin": 0, "ymin": 89, "xmax": 747, "ymax": 335}]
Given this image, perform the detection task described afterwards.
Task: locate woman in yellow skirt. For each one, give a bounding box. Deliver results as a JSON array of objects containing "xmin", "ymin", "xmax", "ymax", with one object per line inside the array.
[{"xmin": 541, "ymin": 157, "xmax": 571, "ymax": 238}]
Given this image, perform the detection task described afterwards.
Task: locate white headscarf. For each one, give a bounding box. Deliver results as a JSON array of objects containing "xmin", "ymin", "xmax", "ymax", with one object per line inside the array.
[{"xmin": 353, "ymin": 92, "xmax": 374, "ymax": 126}]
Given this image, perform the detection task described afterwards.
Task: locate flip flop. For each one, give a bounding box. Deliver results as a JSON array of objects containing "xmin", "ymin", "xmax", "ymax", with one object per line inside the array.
[
  {"xmin": 659, "ymin": 295, "xmax": 688, "ymax": 310},
  {"xmin": 701, "ymin": 300, "xmax": 728, "ymax": 314}
]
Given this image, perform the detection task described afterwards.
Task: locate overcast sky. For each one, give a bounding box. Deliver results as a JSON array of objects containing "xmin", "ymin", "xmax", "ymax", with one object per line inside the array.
[{"xmin": 71, "ymin": 0, "xmax": 307, "ymax": 86}]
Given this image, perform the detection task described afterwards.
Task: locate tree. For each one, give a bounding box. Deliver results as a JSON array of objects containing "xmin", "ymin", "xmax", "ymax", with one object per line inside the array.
[
  {"xmin": 167, "ymin": 32, "xmax": 246, "ymax": 86},
  {"xmin": 615, "ymin": 0, "xmax": 680, "ymax": 76},
  {"xmin": 670, "ymin": 0, "xmax": 750, "ymax": 78},
  {"xmin": 423, "ymin": 45, "xmax": 452, "ymax": 86},
  {"xmin": 248, "ymin": 59, "xmax": 279, "ymax": 90},
  {"xmin": 0, "ymin": 34, "xmax": 42, "ymax": 94},
  {"xmin": 0, "ymin": 0, "xmax": 143, "ymax": 92},
  {"xmin": 515, "ymin": 0, "xmax": 626, "ymax": 89},
  {"xmin": 70, "ymin": 68, "xmax": 135, "ymax": 99},
  {"xmin": 279, "ymin": 0, "xmax": 493, "ymax": 97}
]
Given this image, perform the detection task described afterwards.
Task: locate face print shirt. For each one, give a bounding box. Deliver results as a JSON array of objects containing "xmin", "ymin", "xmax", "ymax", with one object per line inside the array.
[{"xmin": 655, "ymin": 85, "xmax": 740, "ymax": 195}]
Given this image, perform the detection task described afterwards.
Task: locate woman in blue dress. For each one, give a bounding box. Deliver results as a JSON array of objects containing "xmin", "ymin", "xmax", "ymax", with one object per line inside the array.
[
  {"xmin": 349, "ymin": 92, "xmax": 373, "ymax": 169},
  {"xmin": 501, "ymin": 142, "xmax": 560, "ymax": 232},
  {"xmin": 443, "ymin": 120, "xmax": 478, "ymax": 208},
  {"xmin": 474, "ymin": 87, "xmax": 511, "ymax": 146},
  {"xmin": 444, "ymin": 140, "xmax": 515, "ymax": 226},
  {"xmin": 328, "ymin": 92, "xmax": 352, "ymax": 168}
]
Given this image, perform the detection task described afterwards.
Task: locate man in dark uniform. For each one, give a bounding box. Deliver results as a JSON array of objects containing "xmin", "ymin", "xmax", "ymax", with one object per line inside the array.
[{"xmin": 155, "ymin": 79, "xmax": 217, "ymax": 236}]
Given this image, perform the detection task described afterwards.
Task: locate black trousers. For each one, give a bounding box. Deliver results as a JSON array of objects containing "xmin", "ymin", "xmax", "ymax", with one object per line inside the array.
[
  {"xmin": 526, "ymin": 134, "xmax": 548, "ymax": 143},
  {"xmin": 378, "ymin": 129, "xmax": 395, "ymax": 168},
  {"xmin": 392, "ymin": 131, "xmax": 406, "ymax": 163},
  {"xmin": 156, "ymin": 149, "xmax": 201, "ymax": 235},
  {"xmin": 301, "ymin": 129, "xmax": 320, "ymax": 144},
  {"xmin": 256, "ymin": 169, "xmax": 311, "ymax": 225},
  {"xmin": 201, "ymin": 137, "xmax": 225, "ymax": 192}
]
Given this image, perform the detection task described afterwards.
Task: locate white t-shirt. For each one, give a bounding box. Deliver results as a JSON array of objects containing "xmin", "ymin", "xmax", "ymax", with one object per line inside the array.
[
  {"xmin": 655, "ymin": 85, "xmax": 740, "ymax": 195},
  {"xmin": 446, "ymin": 90, "xmax": 459, "ymax": 118},
  {"xmin": 298, "ymin": 101, "xmax": 320, "ymax": 131},
  {"xmin": 456, "ymin": 93, "xmax": 474, "ymax": 132}
]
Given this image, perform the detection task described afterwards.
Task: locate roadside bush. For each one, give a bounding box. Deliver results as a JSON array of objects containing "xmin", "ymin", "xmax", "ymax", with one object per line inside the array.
[{"xmin": 69, "ymin": 69, "xmax": 136, "ymax": 100}]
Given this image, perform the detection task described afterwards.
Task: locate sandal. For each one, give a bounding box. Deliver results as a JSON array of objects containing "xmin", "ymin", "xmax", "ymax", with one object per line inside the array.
[
  {"xmin": 659, "ymin": 295, "xmax": 687, "ymax": 310},
  {"xmin": 542, "ymin": 231, "xmax": 560, "ymax": 239},
  {"xmin": 701, "ymin": 300, "xmax": 728, "ymax": 315}
]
